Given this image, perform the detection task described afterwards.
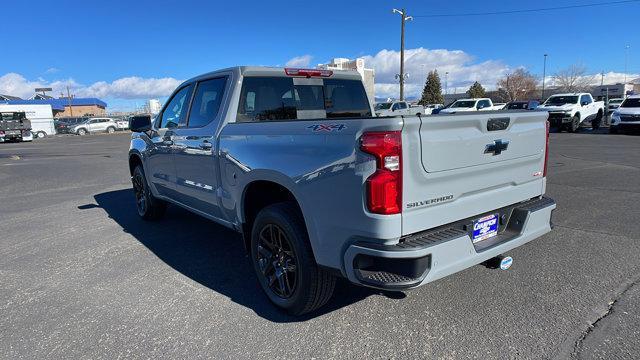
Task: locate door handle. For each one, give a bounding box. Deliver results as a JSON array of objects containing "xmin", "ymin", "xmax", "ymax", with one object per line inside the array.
[
  {"xmin": 199, "ymin": 141, "xmax": 213, "ymax": 150},
  {"xmin": 162, "ymin": 139, "xmax": 173, "ymax": 145}
]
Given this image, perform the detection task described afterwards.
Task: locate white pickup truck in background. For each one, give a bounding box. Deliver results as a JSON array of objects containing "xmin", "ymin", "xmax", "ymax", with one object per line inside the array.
[
  {"xmin": 439, "ymin": 98, "xmax": 499, "ymax": 114},
  {"xmin": 375, "ymin": 101, "xmax": 424, "ymax": 117},
  {"xmin": 537, "ymin": 93, "xmax": 605, "ymax": 132}
]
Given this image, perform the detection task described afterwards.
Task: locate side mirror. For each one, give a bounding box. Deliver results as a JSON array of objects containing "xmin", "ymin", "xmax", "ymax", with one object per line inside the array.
[
  {"xmin": 581, "ymin": 101, "xmax": 588, "ymax": 106},
  {"xmin": 129, "ymin": 115, "xmax": 151, "ymax": 132}
]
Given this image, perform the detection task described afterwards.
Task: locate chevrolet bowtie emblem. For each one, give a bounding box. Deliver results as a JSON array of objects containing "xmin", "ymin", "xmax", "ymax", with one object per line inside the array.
[{"xmin": 485, "ymin": 139, "xmax": 509, "ymax": 155}]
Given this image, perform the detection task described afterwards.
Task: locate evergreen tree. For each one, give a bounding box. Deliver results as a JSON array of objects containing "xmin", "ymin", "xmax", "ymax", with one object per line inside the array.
[
  {"xmin": 466, "ymin": 81, "xmax": 486, "ymax": 98},
  {"xmin": 419, "ymin": 70, "xmax": 444, "ymax": 105}
]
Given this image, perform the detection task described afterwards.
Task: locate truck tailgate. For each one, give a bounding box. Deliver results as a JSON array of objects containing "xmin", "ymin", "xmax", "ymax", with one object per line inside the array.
[{"xmin": 401, "ymin": 112, "xmax": 548, "ymax": 236}]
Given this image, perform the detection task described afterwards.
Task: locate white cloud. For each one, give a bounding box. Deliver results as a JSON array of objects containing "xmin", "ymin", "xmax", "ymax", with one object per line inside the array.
[
  {"xmin": 0, "ymin": 73, "xmax": 183, "ymax": 100},
  {"xmin": 362, "ymin": 47, "xmax": 511, "ymax": 98},
  {"xmin": 76, "ymin": 77, "xmax": 183, "ymax": 99},
  {"xmin": 45, "ymin": 67, "xmax": 60, "ymax": 74},
  {"xmin": 285, "ymin": 55, "xmax": 313, "ymax": 68}
]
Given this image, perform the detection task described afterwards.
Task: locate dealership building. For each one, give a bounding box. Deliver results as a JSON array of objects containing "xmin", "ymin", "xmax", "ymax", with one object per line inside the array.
[{"xmin": 317, "ymin": 58, "xmax": 375, "ymax": 104}]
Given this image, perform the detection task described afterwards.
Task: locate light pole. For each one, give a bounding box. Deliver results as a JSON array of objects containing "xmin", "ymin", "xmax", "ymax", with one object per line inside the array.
[
  {"xmin": 541, "ymin": 54, "xmax": 548, "ymax": 101},
  {"xmin": 445, "ymin": 71, "xmax": 449, "ymax": 95},
  {"xmin": 392, "ymin": 8, "xmax": 412, "ymax": 101},
  {"xmin": 624, "ymin": 45, "xmax": 630, "ymax": 84}
]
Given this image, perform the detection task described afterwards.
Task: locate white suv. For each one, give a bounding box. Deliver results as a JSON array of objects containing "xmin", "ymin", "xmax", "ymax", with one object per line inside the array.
[
  {"xmin": 610, "ymin": 95, "xmax": 640, "ymax": 134},
  {"xmin": 71, "ymin": 117, "xmax": 118, "ymax": 135}
]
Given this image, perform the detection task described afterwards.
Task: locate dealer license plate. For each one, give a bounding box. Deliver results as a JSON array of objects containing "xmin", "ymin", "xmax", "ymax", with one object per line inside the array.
[{"xmin": 472, "ymin": 214, "xmax": 499, "ymax": 243}]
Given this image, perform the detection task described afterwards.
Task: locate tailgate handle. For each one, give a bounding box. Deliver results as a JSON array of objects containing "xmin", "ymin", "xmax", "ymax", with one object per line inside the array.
[{"xmin": 487, "ymin": 117, "xmax": 510, "ymax": 131}]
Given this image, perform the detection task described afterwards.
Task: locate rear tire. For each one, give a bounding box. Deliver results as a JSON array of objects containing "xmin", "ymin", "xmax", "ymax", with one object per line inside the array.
[
  {"xmin": 592, "ymin": 111, "xmax": 602, "ymax": 130},
  {"xmin": 132, "ymin": 165, "xmax": 166, "ymax": 220},
  {"xmin": 36, "ymin": 131, "xmax": 47, "ymax": 138},
  {"xmin": 250, "ymin": 202, "xmax": 335, "ymax": 315}
]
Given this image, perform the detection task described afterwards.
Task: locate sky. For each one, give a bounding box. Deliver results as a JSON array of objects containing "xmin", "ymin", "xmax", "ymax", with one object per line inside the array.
[{"xmin": 1, "ymin": 0, "xmax": 639, "ymax": 110}]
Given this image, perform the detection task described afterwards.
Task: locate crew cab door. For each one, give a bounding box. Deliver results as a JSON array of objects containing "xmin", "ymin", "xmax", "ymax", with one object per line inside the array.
[
  {"xmin": 579, "ymin": 94, "xmax": 596, "ymax": 120},
  {"xmin": 146, "ymin": 84, "xmax": 193, "ymax": 197},
  {"xmin": 172, "ymin": 76, "xmax": 229, "ymax": 219}
]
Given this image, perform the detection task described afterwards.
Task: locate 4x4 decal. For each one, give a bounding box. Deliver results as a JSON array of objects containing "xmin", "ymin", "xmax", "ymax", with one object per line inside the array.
[{"xmin": 307, "ymin": 124, "xmax": 347, "ymax": 132}]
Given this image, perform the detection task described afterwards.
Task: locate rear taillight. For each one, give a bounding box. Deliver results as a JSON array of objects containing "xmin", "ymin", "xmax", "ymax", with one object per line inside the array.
[
  {"xmin": 284, "ymin": 68, "xmax": 333, "ymax": 77},
  {"xmin": 360, "ymin": 131, "xmax": 402, "ymax": 215},
  {"xmin": 543, "ymin": 120, "xmax": 549, "ymax": 177}
]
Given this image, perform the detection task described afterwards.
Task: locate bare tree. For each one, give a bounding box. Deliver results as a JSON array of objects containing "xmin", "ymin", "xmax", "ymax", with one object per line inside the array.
[
  {"xmin": 552, "ymin": 64, "xmax": 595, "ymax": 92},
  {"xmin": 496, "ymin": 68, "xmax": 538, "ymax": 102}
]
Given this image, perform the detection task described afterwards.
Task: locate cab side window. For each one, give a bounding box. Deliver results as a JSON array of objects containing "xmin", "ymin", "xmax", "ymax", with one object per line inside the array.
[
  {"xmin": 186, "ymin": 77, "xmax": 227, "ymax": 128},
  {"xmin": 580, "ymin": 95, "xmax": 592, "ymax": 105},
  {"xmin": 159, "ymin": 85, "xmax": 193, "ymax": 129},
  {"xmin": 478, "ymin": 100, "xmax": 490, "ymax": 109}
]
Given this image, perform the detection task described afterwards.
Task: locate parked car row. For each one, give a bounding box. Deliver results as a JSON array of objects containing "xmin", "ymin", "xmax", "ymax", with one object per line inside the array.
[
  {"xmin": 55, "ymin": 116, "xmax": 131, "ymax": 135},
  {"xmin": 377, "ymin": 92, "xmax": 627, "ymax": 133}
]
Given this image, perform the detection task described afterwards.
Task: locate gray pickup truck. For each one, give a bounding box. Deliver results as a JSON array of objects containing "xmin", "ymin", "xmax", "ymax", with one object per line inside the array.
[{"xmin": 128, "ymin": 67, "xmax": 555, "ymax": 315}]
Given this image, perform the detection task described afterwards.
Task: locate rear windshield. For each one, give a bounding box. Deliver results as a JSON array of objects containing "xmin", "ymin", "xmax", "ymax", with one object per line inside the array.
[
  {"xmin": 237, "ymin": 77, "xmax": 371, "ymax": 122},
  {"xmin": 620, "ymin": 98, "xmax": 640, "ymax": 108},
  {"xmin": 451, "ymin": 101, "xmax": 476, "ymax": 108},
  {"xmin": 375, "ymin": 103, "xmax": 392, "ymax": 110}
]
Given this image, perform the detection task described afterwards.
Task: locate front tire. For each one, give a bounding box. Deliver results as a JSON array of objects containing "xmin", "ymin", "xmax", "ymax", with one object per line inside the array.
[
  {"xmin": 106, "ymin": 126, "xmax": 116, "ymax": 134},
  {"xmin": 567, "ymin": 115, "xmax": 580, "ymax": 133},
  {"xmin": 132, "ymin": 165, "xmax": 166, "ymax": 220},
  {"xmin": 250, "ymin": 202, "xmax": 335, "ymax": 315},
  {"xmin": 77, "ymin": 128, "xmax": 87, "ymax": 136},
  {"xmin": 36, "ymin": 131, "xmax": 47, "ymax": 138}
]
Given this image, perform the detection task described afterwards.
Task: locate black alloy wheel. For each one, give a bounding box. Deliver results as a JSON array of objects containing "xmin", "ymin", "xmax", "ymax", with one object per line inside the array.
[
  {"xmin": 256, "ymin": 223, "xmax": 298, "ymax": 299},
  {"xmin": 131, "ymin": 165, "xmax": 166, "ymax": 220},
  {"xmin": 132, "ymin": 169, "xmax": 147, "ymax": 216}
]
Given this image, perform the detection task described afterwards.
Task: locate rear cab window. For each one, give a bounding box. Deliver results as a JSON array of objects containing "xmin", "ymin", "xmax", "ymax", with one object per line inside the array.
[{"xmin": 237, "ymin": 75, "xmax": 371, "ymax": 122}]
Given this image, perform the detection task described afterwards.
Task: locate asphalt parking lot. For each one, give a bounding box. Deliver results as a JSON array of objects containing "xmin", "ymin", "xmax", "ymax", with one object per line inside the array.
[{"xmin": 1, "ymin": 131, "xmax": 639, "ymax": 359}]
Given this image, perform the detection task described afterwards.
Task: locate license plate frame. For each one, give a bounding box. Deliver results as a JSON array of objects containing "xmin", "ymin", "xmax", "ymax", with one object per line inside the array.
[{"xmin": 472, "ymin": 213, "xmax": 499, "ymax": 243}]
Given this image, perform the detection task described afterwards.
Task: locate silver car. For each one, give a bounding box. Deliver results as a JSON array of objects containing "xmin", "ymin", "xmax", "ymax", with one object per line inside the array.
[{"xmin": 71, "ymin": 117, "xmax": 118, "ymax": 135}]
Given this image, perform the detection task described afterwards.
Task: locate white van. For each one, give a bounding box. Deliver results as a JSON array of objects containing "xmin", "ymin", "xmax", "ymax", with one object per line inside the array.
[{"xmin": 0, "ymin": 104, "xmax": 56, "ymax": 138}]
